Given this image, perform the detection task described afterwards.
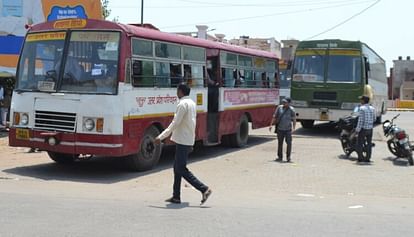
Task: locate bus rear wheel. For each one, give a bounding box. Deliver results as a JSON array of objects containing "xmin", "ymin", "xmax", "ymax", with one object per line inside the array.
[
  {"xmin": 126, "ymin": 126, "xmax": 162, "ymax": 171},
  {"xmin": 47, "ymin": 152, "xmax": 78, "ymax": 164},
  {"xmin": 229, "ymin": 115, "xmax": 249, "ymax": 148},
  {"xmin": 300, "ymin": 120, "xmax": 314, "ymax": 129}
]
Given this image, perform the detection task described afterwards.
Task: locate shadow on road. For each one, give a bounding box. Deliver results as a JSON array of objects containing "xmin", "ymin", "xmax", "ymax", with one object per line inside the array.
[
  {"xmin": 0, "ymin": 130, "xmax": 8, "ymax": 138},
  {"xmin": 294, "ymin": 122, "xmax": 339, "ymax": 139},
  {"xmin": 148, "ymin": 203, "xmax": 211, "ymax": 209},
  {"xmin": 383, "ymin": 156, "xmax": 412, "ymax": 167},
  {"xmin": 3, "ymin": 135, "xmax": 273, "ymax": 184}
]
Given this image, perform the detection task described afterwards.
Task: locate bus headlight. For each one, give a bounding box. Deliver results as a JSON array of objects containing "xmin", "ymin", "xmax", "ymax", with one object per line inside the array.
[
  {"xmin": 291, "ymin": 100, "xmax": 308, "ymax": 107},
  {"xmin": 21, "ymin": 113, "xmax": 29, "ymax": 125},
  {"xmin": 83, "ymin": 118, "xmax": 95, "ymax": 131},
  {"xmin": 341, "ymin": 102, "xmax": 359, "ymax": 110},
  {"xmin": 14, "ymin": 112, "xmax": 29, "ymax": 126}
]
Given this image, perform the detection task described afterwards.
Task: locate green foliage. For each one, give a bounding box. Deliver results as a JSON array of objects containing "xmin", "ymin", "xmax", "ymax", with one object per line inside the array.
[
  {"xmin": 0, "ymin": 77, "xmax": 15, "ymax": 91},
  {"xmin": 101, "ymin": 0, "xmax": 111, "ymax": 20}
]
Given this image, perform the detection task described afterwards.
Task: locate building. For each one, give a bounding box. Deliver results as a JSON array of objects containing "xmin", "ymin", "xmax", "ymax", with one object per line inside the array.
[
  {"xmin": 173, "ymin": 26, "xmax": 301, "ymax": 61},
  {"xmin": 392, "ymin": 56, "xmax": 414, "ymax": 100},
  {"xmin": 173, "ymin": 25, "xmax": 222, "ymax": 42},
  {"xmin": 229, "ymin": 36, "xmax": 281, "ymax": 58}
]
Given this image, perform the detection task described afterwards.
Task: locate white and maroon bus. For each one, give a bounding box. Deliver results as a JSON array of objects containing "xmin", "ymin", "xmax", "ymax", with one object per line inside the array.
[{"xmin": 9, "ymin": 19, "xmax": 279, "ymax": 171}]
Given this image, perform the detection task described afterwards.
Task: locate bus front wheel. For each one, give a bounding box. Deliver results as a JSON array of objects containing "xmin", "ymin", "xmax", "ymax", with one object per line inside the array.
[
  {"xmin": 47, "ymin": 152, "xmax": 77, "ymax": 164},
  {"xmin": 229, "ymin": 115, "xmax": 249, "ymax": 148},
  {"xmin": 300, "ymin": 120, "xmax": 314, "ymax": 129},
  {"xmin": 126, "ymin": 126, "xmax": 162, "ymax": 171}
]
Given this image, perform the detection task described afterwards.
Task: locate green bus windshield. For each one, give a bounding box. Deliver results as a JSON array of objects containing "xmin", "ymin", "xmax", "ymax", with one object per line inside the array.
[{"xmin": 293, "ymin": 49, "xmax": 362, "ymax": 83}]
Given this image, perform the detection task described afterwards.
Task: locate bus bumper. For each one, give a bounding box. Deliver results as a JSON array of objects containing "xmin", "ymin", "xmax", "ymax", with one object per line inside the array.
[
  {"xmin": 295, "ymin": 107, "xmax": 353, "ymax": 122},
  {"xmin": 9, "ymin": 128, "xmax": 125, "ymax": 157}
]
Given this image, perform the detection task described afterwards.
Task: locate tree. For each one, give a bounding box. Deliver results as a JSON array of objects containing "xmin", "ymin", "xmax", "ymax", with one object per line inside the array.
[
  {"xmin": 101, "ymin": 0, "xmax": 111, "ymax": 20},
  {"xmin": 101, "ymin": 0, "xmax": 119, "ymax": 22}
]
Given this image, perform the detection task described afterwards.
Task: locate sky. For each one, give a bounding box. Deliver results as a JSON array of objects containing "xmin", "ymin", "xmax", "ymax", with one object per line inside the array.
[{"xmin": 108, "ymin": 0, "xmax": 412, "ymax": 74}]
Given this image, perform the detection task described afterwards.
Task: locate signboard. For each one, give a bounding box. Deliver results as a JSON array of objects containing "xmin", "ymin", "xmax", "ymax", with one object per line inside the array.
[
  {"xmin": 221, "ymin": 88, "xmax": 279, "ymax": 110},
  {"xmin": 0, "ymin": 0, "xmax": 103, "ymax": 76}
]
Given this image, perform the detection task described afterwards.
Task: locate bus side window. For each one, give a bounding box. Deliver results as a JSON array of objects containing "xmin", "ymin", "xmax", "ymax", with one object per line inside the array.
[
  {"xmin": 170, "ymin": 63, "xmax": 182, "ymax": 87},
  {"xmin": 125, "ymin": 58, "xmax": 131, "ymax": 84},
  {"xmin": 132, "ymin": 60, "xmax": 154, "ymax": 87},
  {"xmin": 222, "ymin": 68, "xmax": 235, "ymax": 87}
]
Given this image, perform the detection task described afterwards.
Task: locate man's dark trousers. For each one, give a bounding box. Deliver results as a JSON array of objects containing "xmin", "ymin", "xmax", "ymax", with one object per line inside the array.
[
  {"xmin": 357, "ymin": 128, "xmax": 373, "ymax": 161},
  {"xmin": 277, "ymin": 130, "xmax": 292, "ymax": 159},
  {"xmin": 173, "ymin": 144, "xmax": 208, "ymax": 199}
]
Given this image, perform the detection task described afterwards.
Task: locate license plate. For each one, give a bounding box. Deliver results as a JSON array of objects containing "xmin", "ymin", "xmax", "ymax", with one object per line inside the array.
[
  {"xmin": 320, "ymin": 113, "xmax": 329, "ymax": 121},
  {"xmin": 16, "ymin": 128, "xmax": 30, "ymax": 140}
]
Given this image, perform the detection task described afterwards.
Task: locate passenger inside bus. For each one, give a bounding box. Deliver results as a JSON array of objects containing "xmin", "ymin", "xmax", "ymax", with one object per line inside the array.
[
  {"xmin": 94, "ymin": 66, "xmax": 117, "ymax": 93},
  {"xmin": 170, "ymin": 64, "xmax": 182, "ymax": 87},
  {"xmin": 57, "ymin": 50, "xmax": 84, "ymax": 83}
]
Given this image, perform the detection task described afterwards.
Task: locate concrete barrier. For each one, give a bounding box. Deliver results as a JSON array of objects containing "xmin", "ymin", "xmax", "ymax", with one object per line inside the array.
[
  {"xmin": 387, "ymin": 100, "xmax": 414, "ymax": 111},
  {"xmin": 397, "ymin": 100, "xmax": 414, "ymax": 109}
]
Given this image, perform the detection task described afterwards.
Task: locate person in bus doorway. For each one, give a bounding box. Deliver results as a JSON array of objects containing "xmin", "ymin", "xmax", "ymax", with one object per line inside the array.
[
  {"xmin": 269, "ymin": 97, "xmax": 296, "ymax": 162},
  {"xmin": 154, "ymin": 83, "xmax": 212, "ymax": 205},
  {"xmin": 355, "ymin": 95, "xmax": 376, "ymax": 163},
  {"xmin": 0, "ymin": 83, "xmax": 5, "ymax": 128}
]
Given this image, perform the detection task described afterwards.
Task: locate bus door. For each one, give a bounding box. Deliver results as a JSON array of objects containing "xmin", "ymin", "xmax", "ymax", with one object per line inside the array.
[{"xmin": 206, "ymin": 57, "xmax": 219, "ymax": 143}]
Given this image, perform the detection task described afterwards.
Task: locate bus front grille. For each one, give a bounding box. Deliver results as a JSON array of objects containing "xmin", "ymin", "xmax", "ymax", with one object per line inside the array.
[
  {"xmin": 34, "ymin": 111, "xmax": 77, "ymax": 132},
  {"xmin": 313, "ymin": 92, "xmax": 337, "ymax": 101}
]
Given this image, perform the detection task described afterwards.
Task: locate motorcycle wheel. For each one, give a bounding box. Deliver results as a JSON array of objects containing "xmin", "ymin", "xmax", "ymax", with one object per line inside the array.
[
  {"xmin": 408, "ymin": 152, "xmax": 414, "ymax": 166},
  {"xmin": 387, "ymin": 140, "xmax": 402, "ymax": 157},
  {"xmin": 360, "ymin": 140, "xmax": 369, "ymax": 161},
  {"xmin": 340, "ymin": 137, "xmax": 352, "ymax": 156}
]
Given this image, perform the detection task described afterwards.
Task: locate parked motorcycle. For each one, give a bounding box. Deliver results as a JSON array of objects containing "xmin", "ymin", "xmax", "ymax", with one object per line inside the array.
[
  {"xmin": 338, "ymin": 115, "xmax": 372, "ymax": 160},
  {"xmin": 382, "ymin": 114, "xmax": 414, "ymax": 166}
]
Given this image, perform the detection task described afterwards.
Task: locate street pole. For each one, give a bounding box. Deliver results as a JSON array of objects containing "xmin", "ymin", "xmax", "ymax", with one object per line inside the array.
[{"xmin": 141, "ymin": 0, "xmax": 144, "ymax": 26}]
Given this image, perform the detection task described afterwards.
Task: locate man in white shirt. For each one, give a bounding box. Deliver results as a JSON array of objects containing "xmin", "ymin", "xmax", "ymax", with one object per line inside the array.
[{"xmin": 155, "ymin": 83, "xmax": 212, "ymax": 205}]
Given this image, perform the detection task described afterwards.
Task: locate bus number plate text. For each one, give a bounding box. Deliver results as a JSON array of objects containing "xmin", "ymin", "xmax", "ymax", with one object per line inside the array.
[{"xmin": 16, "ymin": 128, "xmax": 30, "ymax": 140}]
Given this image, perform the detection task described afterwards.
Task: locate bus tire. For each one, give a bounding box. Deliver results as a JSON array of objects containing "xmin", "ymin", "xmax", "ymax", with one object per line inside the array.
[
  {"xmin": 126, "ymin": 126, "xmax": 162, "ymax": 171},
  {"xmin": 300, "ymin": 120, "xmax": 314, "ymax": 129},
  {"xmin": 229, "ymin": 115, "xmax": 249, "ymax": 148},
  {"xmin": 47, "ymin": 152, "xmax": 77, "ymax": 164}
]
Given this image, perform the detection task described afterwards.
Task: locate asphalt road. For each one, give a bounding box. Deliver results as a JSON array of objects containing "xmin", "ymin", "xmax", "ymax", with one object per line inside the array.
[{"xmin": 0, "ymin": 111, "xmax": 413, "ymax": 237}]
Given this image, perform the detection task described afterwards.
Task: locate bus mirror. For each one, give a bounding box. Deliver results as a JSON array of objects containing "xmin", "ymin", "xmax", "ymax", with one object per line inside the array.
[
  {"xmin": 364, "ymin": 57, "xmax": 370, "ymax": 71},
  {"xmin": 365, "ymin": 61, "xmax": 370, "ymax": 71}
]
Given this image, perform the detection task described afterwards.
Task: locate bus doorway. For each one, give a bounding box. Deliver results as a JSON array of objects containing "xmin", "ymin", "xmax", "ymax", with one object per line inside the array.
[{"xmin": 207, "ymin": 57, "xmax": 219, "ymax": 143}]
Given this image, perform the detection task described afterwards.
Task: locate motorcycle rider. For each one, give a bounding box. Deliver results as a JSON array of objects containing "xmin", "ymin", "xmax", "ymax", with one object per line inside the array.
[{"xmin": 355, "ymin": 95, "xmax": 376, "ymax": 162}]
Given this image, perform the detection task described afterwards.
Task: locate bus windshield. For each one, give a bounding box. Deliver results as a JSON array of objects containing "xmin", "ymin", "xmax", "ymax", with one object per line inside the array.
[
  {"xmin": 292, "ymin": 51, "xmax": 325, "ymax": 83},
  {"xmin": 327, "ymin": 54, "xmax": 361, "ymax": 83},
  {"xmin": 292, "ymin": 49, "xmax": 362, "ymax": 84},
  {"xmin": 16, "ymin": 31, "xmax": 120, "ymax": 94}
]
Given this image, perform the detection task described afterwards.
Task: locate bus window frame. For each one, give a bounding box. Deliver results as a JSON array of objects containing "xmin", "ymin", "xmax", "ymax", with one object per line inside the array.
[{"xmin": 59, "ymin": 29, "xmax": 122, "ymax": 95}]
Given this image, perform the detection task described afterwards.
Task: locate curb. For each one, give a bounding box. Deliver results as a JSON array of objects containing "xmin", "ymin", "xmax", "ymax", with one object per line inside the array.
[{"xmin": 387, "ymin": 108, "xmax": 414, "ymax": 112}]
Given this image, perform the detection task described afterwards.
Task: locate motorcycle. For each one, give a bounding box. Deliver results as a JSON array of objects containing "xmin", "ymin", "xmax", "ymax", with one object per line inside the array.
[
  {"xmin": 338, "ymin": 115, "xmax": 372, "ymax": 160},
  {"xmin": 382, "ymin": 114, "xmax": 414, "ymax": 166}
]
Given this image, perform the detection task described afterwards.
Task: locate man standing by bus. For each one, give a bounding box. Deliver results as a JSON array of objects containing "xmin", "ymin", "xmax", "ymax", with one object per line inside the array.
[
  {"xmin": 269, "ymin": 98, "xmax": 296, "ymax": 162},
  {"xmin": 154, "ymin": 83, "xmax": 212, "ymax": 205},
  {"xmin": 355, "ymin": 95, "xmax": 376, "ymax": 163}
]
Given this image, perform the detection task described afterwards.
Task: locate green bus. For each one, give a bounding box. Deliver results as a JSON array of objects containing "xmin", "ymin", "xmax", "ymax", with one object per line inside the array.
[{"xmin": 290, "ymin": 39, "xmax": 387, "ymax": 128}]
